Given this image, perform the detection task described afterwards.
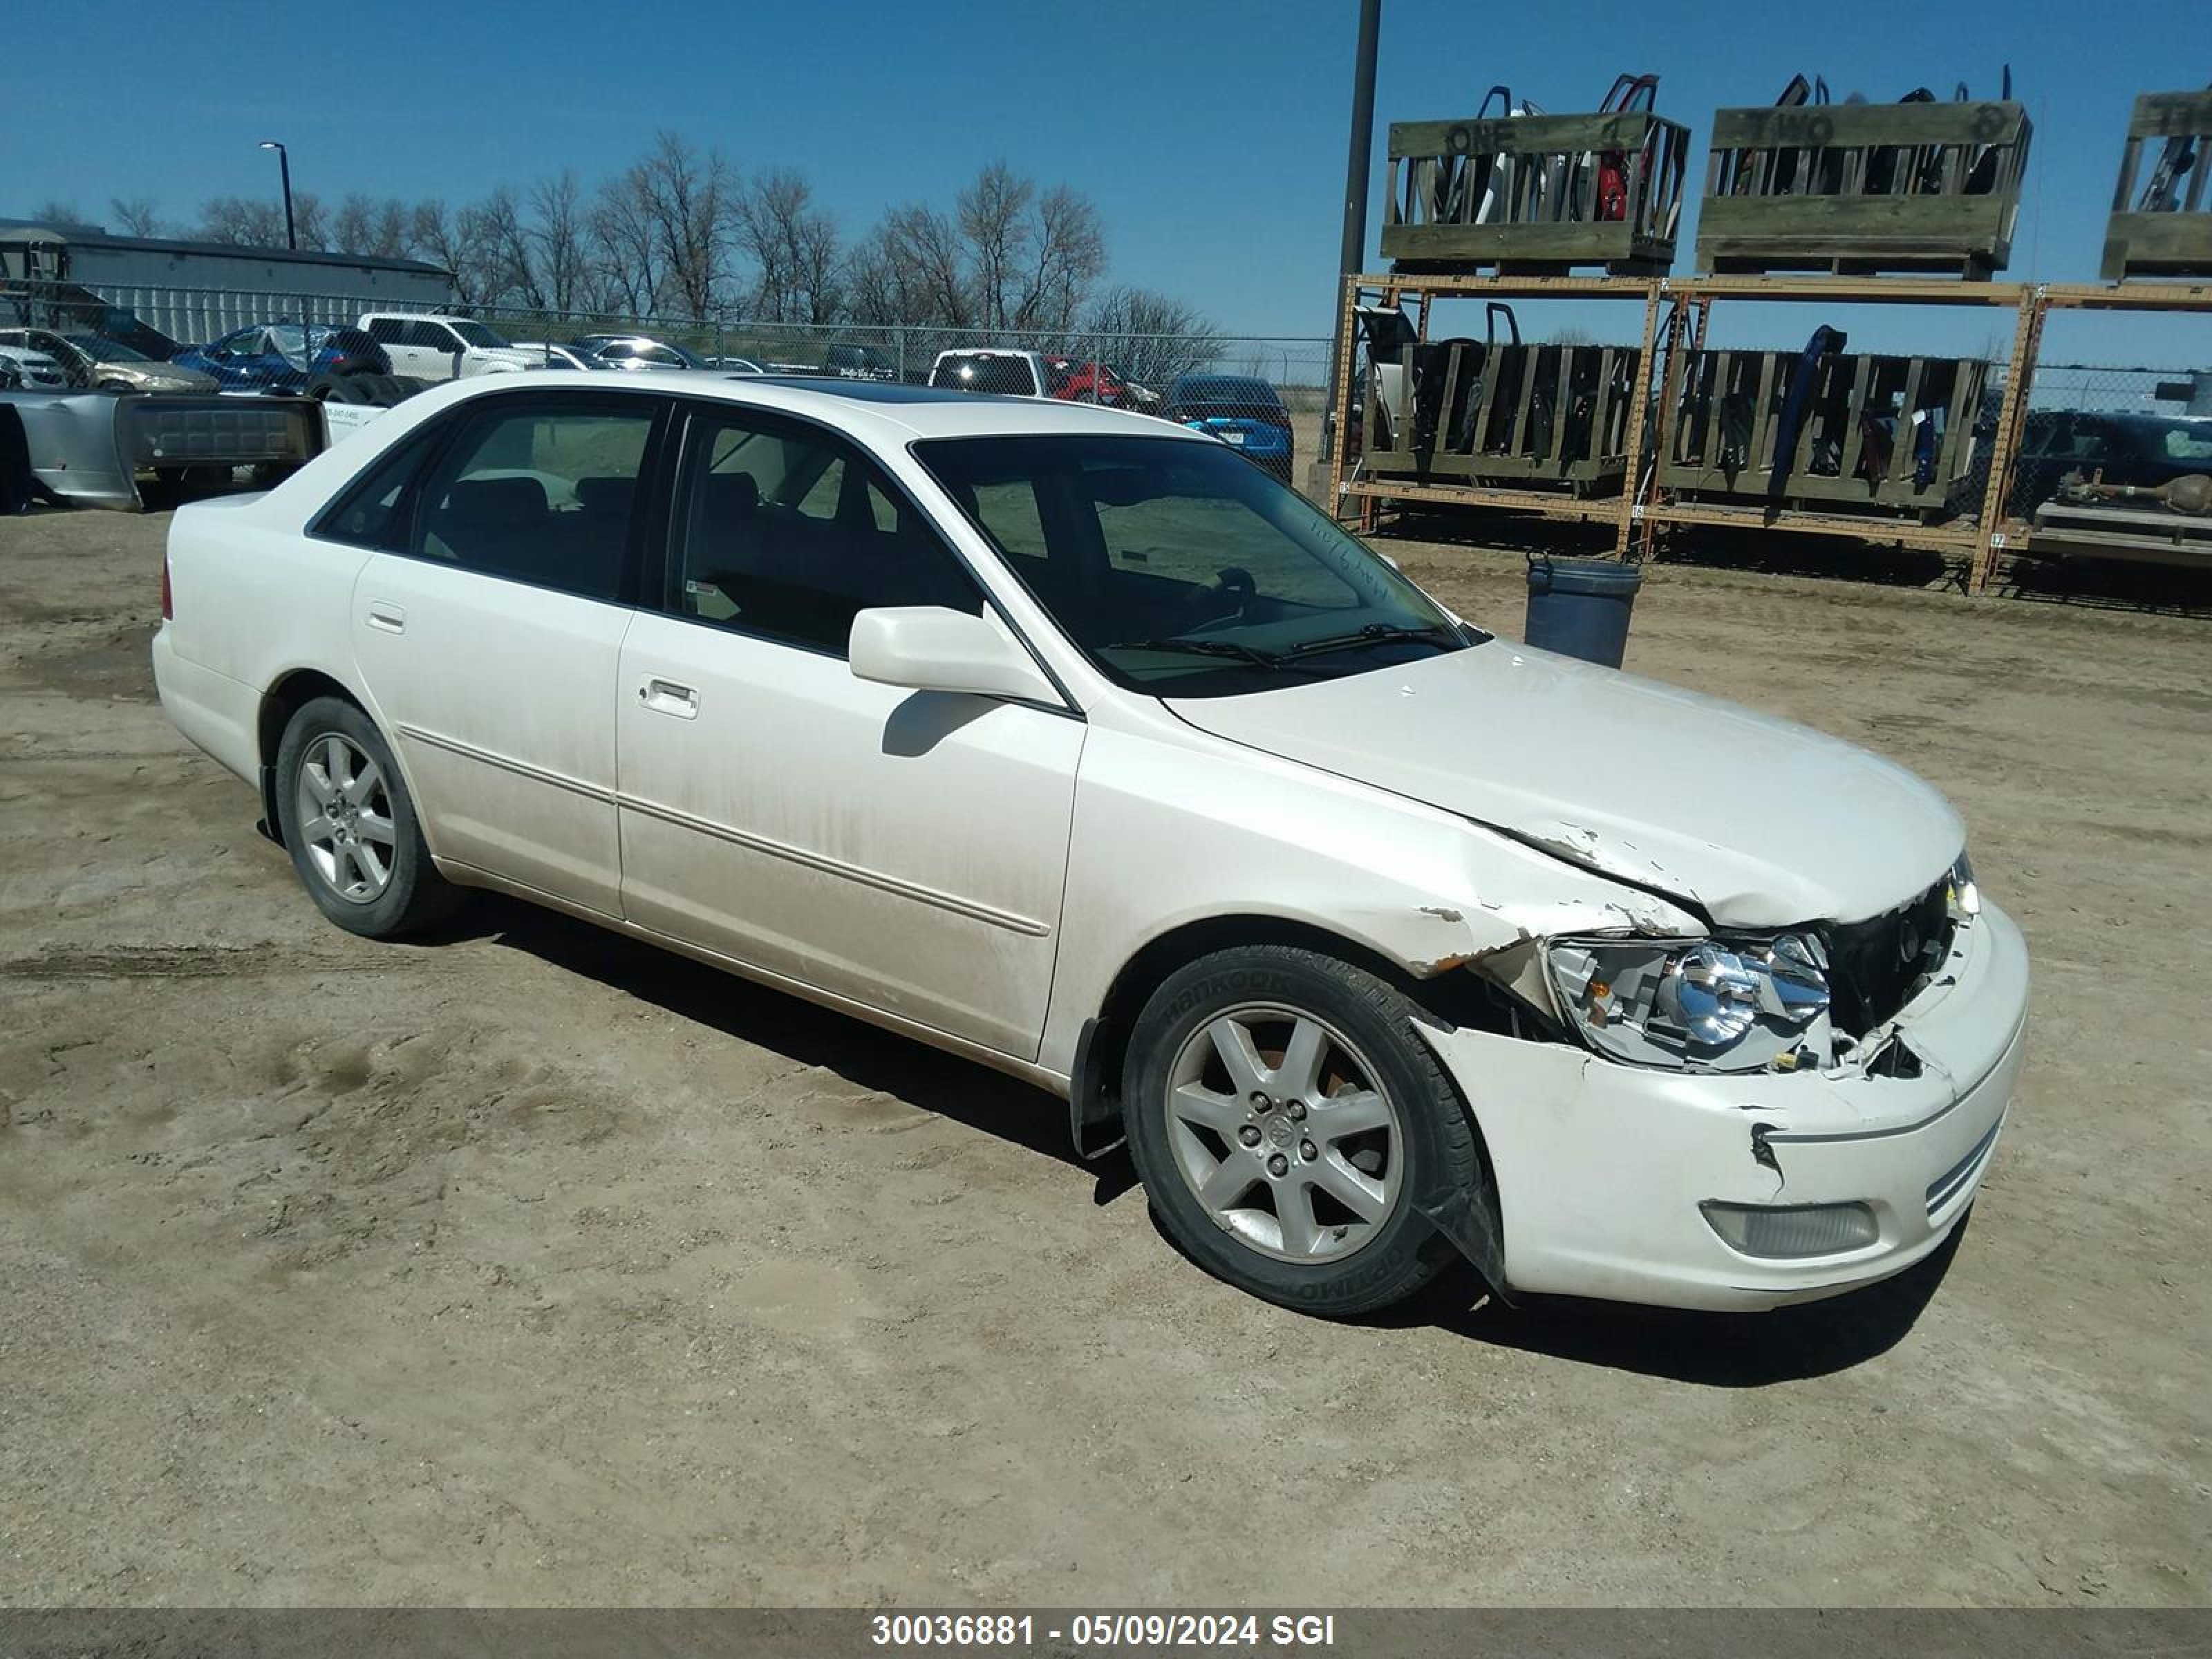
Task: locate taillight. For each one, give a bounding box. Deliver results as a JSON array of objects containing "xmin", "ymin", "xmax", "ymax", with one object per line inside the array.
[{"xmin": 160, "ymin": 548, "xmax": 174, "ymax": 620}]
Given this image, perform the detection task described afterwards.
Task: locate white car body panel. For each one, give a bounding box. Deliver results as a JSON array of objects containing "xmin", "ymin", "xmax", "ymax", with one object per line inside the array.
[
  {"xmin": 927, "ymin": 348, "xmax": 1053, "ymax": 398},
  {"xmin": 151, "ymin": 371, "xmax": 2031, "ymax": 1311},
  {"xmin": 351, "ymin": 552, "xmax": 629, "ymax": 915},
  {"xmin": 617, "ymin": 610, "xmax": 1083, "ymax": 1056},
  {"xmin": 1167, "ymin": 643, "xmax": 1965, "ymax": 926},
  {"xmin": 356, "ymin": 313, "xmax": 534, "ymax": 382}
]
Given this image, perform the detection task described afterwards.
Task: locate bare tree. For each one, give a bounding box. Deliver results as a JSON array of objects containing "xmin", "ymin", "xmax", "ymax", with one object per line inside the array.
[
  {"xmin": 587, "ymin": 169, "xmax": 664, "ymax": 317},
  {"xmin": 332, "ymin": 194, "xmax": 415, "ymax": 259},
  {"xmin": 292, "ymin": 192, "xmax": 330, "ymax": 251},
  {"xmin": 873, "ymin": 201, "xmax": 974, "ymax": 328},
  {"xmin": 841, "ymin": 224, "xmax": 930, "ymax": 329},
  {"xmin": 108, "ymin": 197, "xmax": 163, "ymax": 237},
  {"xmin": 631, "ymin": 131, "xmax": 737, "ymax": 319},
  {"xmin": 411, "ymin": 198, "xmax": 498, "ymax": 303},
  {"xmin": 735, "ymin": 169, "xmax": 843, "ymax": 323},
  {"xmin": 196, "ymin": 195, "xmax": 287, "ymax": 245},
  {"xmin": 1013, "ymin": 185, "xmax": 1105, "ymax": 330},
  {"xmin": 957, "ymin": 162, "xmax": 1031, "ymax": 331},
  {"xmin": 849, "ymin": 165, "xmax": 1105, "ymax": 335},
  {"xmin": 1082, "ymin": 285, "xmax": 1226, "ymax": 390},
  {"xmin": 30, "ymin": 198, "xmax": 84, "ymax": 225},
  {"xmin": 529, "ymin": 169, "xmax": 590, "ymax": 315},
  {"xmin": 471, "ymin": 187, "xmax": 543, "ymax": 309}
]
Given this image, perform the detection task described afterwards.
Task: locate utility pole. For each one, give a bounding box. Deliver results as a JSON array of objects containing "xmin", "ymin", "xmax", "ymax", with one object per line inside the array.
[
  {"xmin": 259, "ymin": 140, "xmax": 297, "ymax": 250},
  {"xmin": 1319, "ymin": 0, "xmax": 1381, "ymax": 470}
]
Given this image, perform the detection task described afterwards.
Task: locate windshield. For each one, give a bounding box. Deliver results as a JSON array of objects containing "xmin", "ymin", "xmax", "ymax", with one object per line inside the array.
[
  {"xmin": 65, "ymin": 332, "xmax": 149, "ymax": 363},
  {"xmin": 449, "ymin": 320, "xmax": 511, "ymax": 349},
  {"xmin": 917, "ymin": 434, "xmax": 1476, "ymax": 696}
]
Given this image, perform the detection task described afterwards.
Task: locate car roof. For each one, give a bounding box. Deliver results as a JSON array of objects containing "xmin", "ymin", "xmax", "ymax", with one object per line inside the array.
[
  {"xmin": 1173, "ymin": 373, "xmax": 1275, "ymax": 392},
  {"xmin": 402, "ymin": 368, "xmax": 1208, "ymax": 442}
]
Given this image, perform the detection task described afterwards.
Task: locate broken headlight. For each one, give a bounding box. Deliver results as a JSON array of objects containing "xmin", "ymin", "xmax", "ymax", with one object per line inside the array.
[{"xmin": 1546, "ymin": 933, "xmax": 1833, "ymax": 1074}]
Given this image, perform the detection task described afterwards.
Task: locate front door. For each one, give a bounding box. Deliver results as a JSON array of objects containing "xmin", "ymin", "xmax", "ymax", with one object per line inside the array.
[
  {"xmin": 616, "ymin": 403, "xmax": 1083, "ymax": 1059},
  {"xmin": 348, "ymin": 389, "xmax": 666, "ymax": 915}
]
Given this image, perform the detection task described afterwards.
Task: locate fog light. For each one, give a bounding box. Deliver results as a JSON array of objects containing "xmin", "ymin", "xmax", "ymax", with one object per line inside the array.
[{"xmin": 1700, "ymin": 1200, "xmax": 1879, "ymax": 1259}]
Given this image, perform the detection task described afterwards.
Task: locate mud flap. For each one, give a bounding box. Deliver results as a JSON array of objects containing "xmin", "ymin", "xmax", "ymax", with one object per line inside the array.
[
  {"xmin": 1067, "ymin": 1018, "xmax": 1127, "ymax": 1161},
  {"xmin": 256, "ymin": 765, "xmax": 284, "ymax": 846},
  {"xmin": 1414, "ymin": 1180, "xmax": 1512, "ymax": 1306}
]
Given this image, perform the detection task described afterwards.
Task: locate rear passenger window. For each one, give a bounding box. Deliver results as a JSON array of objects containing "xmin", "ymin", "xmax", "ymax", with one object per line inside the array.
[
  {"xmin": 409, "ymin": 400, "xmax": 656, "ymax": 601},
  {"xmin": 673, "ymin": 411, "xmax": 982, "ymax": 654},
  {"xmin": 314, "ymin": 424, "xmax": 444, "ymax": 550}
]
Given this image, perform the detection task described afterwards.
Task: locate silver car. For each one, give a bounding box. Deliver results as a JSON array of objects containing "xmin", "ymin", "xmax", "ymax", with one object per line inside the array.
[
  {"xmin": 570, "ymin": 335, "xmax": 709, "ymax": 373},
  {"xmin": 0, "ymin": 343, "xmax": 70, "ymax": 390},
  {"xmin": 0, "ymin": 328, "xmax": 216, "ymax": 394}
]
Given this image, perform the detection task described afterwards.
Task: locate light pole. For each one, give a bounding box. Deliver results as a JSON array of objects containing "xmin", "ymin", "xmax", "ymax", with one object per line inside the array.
[
  {"xmin": 259, "ymin": 140, "xmax": 296, "ymax": 250},
  {"xmin": 1319, "ymin": 0, "xmax": 1382, "ymax": 470}
]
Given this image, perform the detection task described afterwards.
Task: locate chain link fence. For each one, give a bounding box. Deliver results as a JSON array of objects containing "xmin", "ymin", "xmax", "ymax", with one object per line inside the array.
[
  {"xmin": 0, "ymin": 276, "xmax": 1329, "ymax": 478},
  {"xmin": 2005, "ymin": 361, "xmax": 2212, "ymax": 523},
  {"xmin": 6, "ymin": 274, "xmax": 2202, "ymax": 542}
]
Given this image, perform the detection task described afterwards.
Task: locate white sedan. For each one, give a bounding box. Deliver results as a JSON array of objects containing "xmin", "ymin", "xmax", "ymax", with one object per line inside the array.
[{"xmin": 151, "ymin": 373, "xmax": 2029, "ymax": 1316}]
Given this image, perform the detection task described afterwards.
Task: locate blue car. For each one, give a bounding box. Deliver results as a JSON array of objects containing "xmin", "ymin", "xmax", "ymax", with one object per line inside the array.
[
  {"xmin": 1164, "ymin": 374, "xmax": 1295, "ymax": 483},
  {"xmin": 172, "ymin": 324, "xmax": 391, "ymax": 394}
]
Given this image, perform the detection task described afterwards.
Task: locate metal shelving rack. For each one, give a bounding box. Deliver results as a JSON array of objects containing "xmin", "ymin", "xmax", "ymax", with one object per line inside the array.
[
  {"xmin": 1324, "ymin": 272, "xmax": 1666, "ymax": 550},
  {"xmin": 1325, "ymin": 270, "xmax": 2212, "ymax": 594}
]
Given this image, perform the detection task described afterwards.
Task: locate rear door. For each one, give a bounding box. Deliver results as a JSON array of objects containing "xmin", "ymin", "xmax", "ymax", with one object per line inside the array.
[{"xmin": 345, "ymin": 388, "xmax": 668, "ymax": 915}]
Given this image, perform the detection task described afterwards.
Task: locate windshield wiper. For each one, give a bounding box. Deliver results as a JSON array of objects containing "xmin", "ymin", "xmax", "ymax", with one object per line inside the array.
[
  {"xmin": 1283, "ymin": 622, "xmax": 1464, "ymax": 659},
  {"xmin": 1103, "ymin": 636, "xmax": 1284, "ymax": 668}
]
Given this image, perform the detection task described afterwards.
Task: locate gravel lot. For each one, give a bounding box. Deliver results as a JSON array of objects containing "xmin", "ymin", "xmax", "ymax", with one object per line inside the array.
[{"xmin": 1, "ymin": 500, "xmax": 2206, "ymax": 1607}]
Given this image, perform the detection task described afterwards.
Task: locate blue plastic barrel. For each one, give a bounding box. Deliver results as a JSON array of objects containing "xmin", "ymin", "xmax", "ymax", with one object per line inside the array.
[{"xmin": 1524, "ymin": 556, "xmax": 1642, "ymax": 668}]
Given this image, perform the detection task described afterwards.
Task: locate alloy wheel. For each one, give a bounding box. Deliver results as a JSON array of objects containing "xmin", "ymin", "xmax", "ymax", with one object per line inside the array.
[
  {"xmin": 1163, "ymin": 1004, "xmax": 1405, "ymax": 1264},
  {"xmin": 292, "ymin": 733, "xmax": 397, "ymax": 903}
]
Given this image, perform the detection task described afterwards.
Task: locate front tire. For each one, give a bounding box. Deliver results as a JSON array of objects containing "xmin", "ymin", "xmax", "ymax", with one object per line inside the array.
[
  {"xmin": 274, "ymin": 697, "xmax": 460, "ymax": 937},
  {"xmin": 1122, "ymin": 946, "xmax": 1483, "ymax": 1316}
]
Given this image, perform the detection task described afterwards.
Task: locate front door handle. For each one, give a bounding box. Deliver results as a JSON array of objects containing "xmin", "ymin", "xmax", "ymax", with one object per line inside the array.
[
  {"xmin": 366, "ymin": 600, "xmax": 406, "ymax": 634},
  {"xmin": 639, "ymin": 676, "xmax": 699, "ymax": 719}
]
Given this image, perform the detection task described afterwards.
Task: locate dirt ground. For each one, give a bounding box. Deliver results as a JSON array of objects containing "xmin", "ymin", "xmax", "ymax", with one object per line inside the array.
[{"xmin": 1, "ymin": 498, "xmax": 2206, "ymax": 1609}]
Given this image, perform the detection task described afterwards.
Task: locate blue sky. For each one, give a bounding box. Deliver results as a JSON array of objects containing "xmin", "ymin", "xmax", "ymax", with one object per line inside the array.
[{"xmin": 12, "ymin": 0, "xmax": 2209, "ymax": 364}]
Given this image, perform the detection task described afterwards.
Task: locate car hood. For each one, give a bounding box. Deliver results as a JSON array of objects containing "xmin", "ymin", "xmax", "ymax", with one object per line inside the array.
[{"xmin": 1163, "ymin": 641, "xmax": 1964, "ymax": 927}]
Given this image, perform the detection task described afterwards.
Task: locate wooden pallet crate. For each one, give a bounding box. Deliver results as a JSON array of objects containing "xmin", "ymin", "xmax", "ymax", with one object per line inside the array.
[
  {"xmin": 1696, "ymin": 101, "xmax": 2031, "ymax": 277},
  {"xmin": 2101, "ymin": 90, "xmax": 2212, "ymax": 281},
  {"xmin": 1381, "ymin": 112, "xmax": 1688, "ymax": 275},
  {"xmin": 1658, "ymin": 347, "xmax": 1988, "ymax": 514},
  {"xmin": 1361, "ymin": 339, "xmax": 1641, "ymax": 496}
]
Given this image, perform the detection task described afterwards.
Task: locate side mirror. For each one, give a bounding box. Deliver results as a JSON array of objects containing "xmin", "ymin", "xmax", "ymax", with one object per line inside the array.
[{"xmin": 849, "ymin": 607, "xmax": 1062, "ymax": 707}]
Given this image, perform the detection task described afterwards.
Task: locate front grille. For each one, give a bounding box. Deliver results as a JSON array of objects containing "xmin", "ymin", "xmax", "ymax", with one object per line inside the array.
[{"xmin": 1828, "ymin": 875, "xmax": 1953, "ymax": 1034}]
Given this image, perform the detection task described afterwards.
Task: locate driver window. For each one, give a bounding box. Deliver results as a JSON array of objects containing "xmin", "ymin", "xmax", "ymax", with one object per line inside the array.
[{"xmin": 672, "ymin": 411, "xmax": 982, "ymax": 655}]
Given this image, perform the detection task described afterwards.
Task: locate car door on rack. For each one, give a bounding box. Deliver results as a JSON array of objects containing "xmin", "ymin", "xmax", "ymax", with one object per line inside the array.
[
  {"xmin": 341, "ymin": 389, "xmax": 666, "ymax": 915},
  {"xmin": 616, "ymin": 402, "xmax": 1085, "ymax": 1059}
]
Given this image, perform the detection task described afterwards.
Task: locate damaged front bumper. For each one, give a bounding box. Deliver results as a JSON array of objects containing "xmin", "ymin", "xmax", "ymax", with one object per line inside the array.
[{"xmin": 1421, "ymin": 900, "xmax": 2030, "ymax": 1311}]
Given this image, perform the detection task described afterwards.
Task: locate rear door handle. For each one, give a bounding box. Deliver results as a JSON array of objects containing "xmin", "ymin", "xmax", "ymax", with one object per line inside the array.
[
  {"xmin": 638, "ymin": 676, "xmax": 699, "ymax": 719},
  {"xmin": 366, "ymin": 601, "xmax": 406, "ymax": 634}
]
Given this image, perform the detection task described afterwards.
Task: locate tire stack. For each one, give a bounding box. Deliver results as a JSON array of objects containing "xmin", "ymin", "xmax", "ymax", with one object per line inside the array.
[{"xmin": 307, "ymin": 373, "xmax": 424, "ymax": 409}]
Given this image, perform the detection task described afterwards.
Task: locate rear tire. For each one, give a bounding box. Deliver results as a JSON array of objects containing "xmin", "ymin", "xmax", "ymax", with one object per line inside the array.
[
  {"xmin": 274, "ymin": 697, "xmax": 461, "ymax": 938},
  {"xmin": 1122, "ymin": 945, "xmax": 1485, "ymax": 1316}
]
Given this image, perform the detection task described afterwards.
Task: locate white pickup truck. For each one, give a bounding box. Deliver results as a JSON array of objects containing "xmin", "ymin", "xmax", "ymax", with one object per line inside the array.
[{"xmin": 357, "ymin": 314, "xmax": 536, "ymax": 382}]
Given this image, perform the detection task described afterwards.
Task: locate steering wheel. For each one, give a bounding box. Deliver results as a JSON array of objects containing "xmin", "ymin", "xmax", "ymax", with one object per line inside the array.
[{"xmin": 1181, "ymin": 565, "xmax": 1257, "ymax": 633}]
